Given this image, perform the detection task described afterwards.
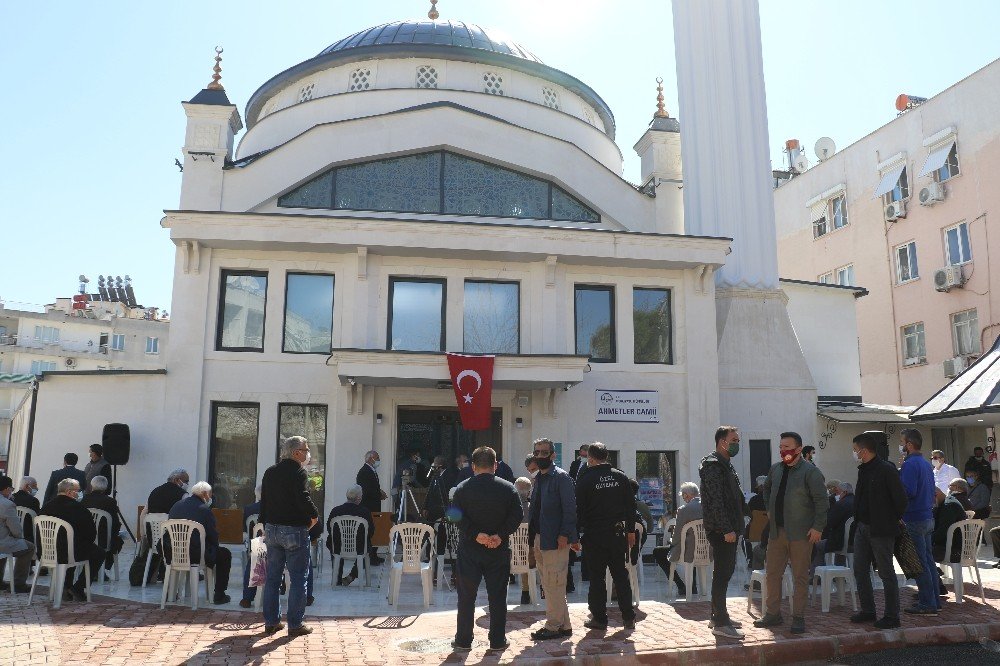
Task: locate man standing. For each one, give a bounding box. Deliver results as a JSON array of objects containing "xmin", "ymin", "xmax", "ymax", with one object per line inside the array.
[
  {"xmin": 356, "ymin": 450, "xmax": 386, "ymax": 565},
  {"xmin": 850, "ymin": 433, "xmax": 908, "ymax": 629},
  {"xmin": 81, "ymin": 475, "xmax": 124, "ymax": 577},
  {"xmin": 802, "ymin": 446, "xmax": 816, "ymax": 464},
  {"xmin": 451, "ymin": 446, "xmax": 523, "ymax": 652},
  {"xmin": 167, "ymin": 481, "xmax": 232, "ymax": 604},
  {"xmin": 39, "ymin": 479, "xmax": 105, "ymax": 602},
  {"xmin": 964, "ymin": 447, "xmax": 993, "ymax": 489},
  {"xmin": 754, "ymin": 432, "xmax": 827, "ymax": 634},
  {"xmin": 43, "ymin": 453, "xmax": 87, "ymax": 504},
  {"xmin": 931, "ymin": 450, "xmax": 961, "ymax": 494},
  {"xmin": 442, "ymin": 454, "xmax": 469, "ymax": 492},
  {"xmin": 528, "ymin": 437, "xmax": 578, "ymax": 641},
  {"xmin": 569, "ymin": 444, "xmax": 590, "ymax": 481},
  {"xmin": 260, "ymin": 436, "xmax": 319, "ymax": 637},
  {"xmin": 898, "ymin": 429, "xmax": 939, "ymax": 616},
  {"xmin": 84, "ymin": 444, "xmax": 113, "ymax": 490},
  {"xmin": 576, "ymin": 442, "xmax": 637, "ymax": 631},
  {"xmin": 0, "ymin": 476, "xmax": 33, "ymax": 593},
  {"xmin": 699, "ymin": 426, "xmax": 746, "ymax": 640}
]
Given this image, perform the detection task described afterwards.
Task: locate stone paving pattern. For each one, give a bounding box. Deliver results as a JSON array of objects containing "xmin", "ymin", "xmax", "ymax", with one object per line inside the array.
[{"xmin": 2, "ymin": 578, "xmax": 1000, "ymax": 665}]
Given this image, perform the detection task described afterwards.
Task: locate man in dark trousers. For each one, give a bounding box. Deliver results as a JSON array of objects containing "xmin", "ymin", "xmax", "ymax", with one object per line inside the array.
[
  {"xmin": 84, "ymin": 444, "xmax": 113, "ymax": 491},
  {"xmin": 699, "ymin": 425, "xmax": 746, "ymax": 640},
  {"xmin": 39, "ymin": 478, "xmax": 105, "ymax": 602},
  {"xmin": 850, "ymin": 432, "xmax": 908, "ymax": 629},
  {"xmin": 81, "ymin": 475, "xmax": 124, "ymax": 575},
  {"xmin": 451, "ymin": 446, "xmax": 523, "ymax": 652},
  {"xmin": 167, "ymin": 481, "xmax": 232, "ymax": 604},
  {"xmin": 12, "ymin": 476, "xmax": 40, "ymax": 537},
  {"xmin": 43, "ymin": 453, "xmax": 87, "ymax": 505},
  {"xmin": 356, "ymin": 450, "xmax": 386, "ymax": 565},
  {"xmin": 325, "ymin": 485, "xmax": 374, "ymax": 586},
  {"xmin": 576, "ymin": 442, "xmax": 637, "ymax": 631}
]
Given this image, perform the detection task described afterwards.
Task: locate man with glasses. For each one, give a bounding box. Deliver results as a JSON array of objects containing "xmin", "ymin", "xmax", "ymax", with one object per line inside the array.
[
  {"xmin": 527, "ymin": 438, "xmax": 579, "ymax": 641},
  {"xmin": 930, "ymin": 450, "xmax": 961, "ymax": 495},
  {"xmin": 260, "ymin": 436, "xmax": 319, "ymax": 638}
]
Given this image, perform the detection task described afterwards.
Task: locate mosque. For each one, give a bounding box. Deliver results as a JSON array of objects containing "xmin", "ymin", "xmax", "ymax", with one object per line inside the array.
[{"xmin": 7, "ymin": 1, "xmax": 872, "ymax": 524}]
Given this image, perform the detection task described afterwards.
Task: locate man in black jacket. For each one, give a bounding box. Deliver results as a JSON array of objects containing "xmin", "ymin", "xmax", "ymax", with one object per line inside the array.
[
  {"xmin": 81, "ymin": 475, "xmax": 123, "ymax": 575},
  {"xmin": 356, "ymin": 451, "xmax": 386, "ymax": 565},
  {"xmin": 260, "ymin": 436, "xmax": 319, "ymax": 638},
  {"xmin": 147, "ymin": 469, "xmax": 189, "ymax": 514},
  {"xmin": 575, "ymin": 442, "xmax": 636, "ymax": 631},
  {"xmin": 850, "ymin": 433, "xmax": 908, "ymax": 629},
  {"xmin": 167, "ymin": 482, "xmax": 231, "ymax": 604},
  {"xmin": 699, "ymin": 426, "xmax": 746, "ymax": 640},
  {"xmin": 812, "ymin": 481, "xmax": 855, "ymax": 570},
  {"xmin": 568, "ymin": 444, "xmax": 590, "ymax": 481},
  {"xmin": 39, "ymin": 478, "xmax": 105, "ymax": 602},
  {"xmin": 964, "ymin": 447, "xmax": 993, "ymax": 489},
  {"xmin": 325, "ymin": 485, "xmax": 374, "ymax": 586},
  {"xmin": 451, "ymin": 446, "xmax": 523, "ymax": 652},
  {"xmin": 43, "ymin": 453, "xmax": 87, "ymax": 505},
  {"xmin": 12, "ymin": 476, "xmax": 40, "ymax": 537},
  {"xmin": 84, "ymin": 444, "xmax": 113, "ymax": 491}
]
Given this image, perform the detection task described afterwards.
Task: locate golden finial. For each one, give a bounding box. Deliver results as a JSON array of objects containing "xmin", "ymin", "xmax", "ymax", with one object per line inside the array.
[
  {"xmin": 655, "ymin": 77, "xmax": 668, "ymax": 118},
  {"xmin": 428, "ymin": 0, "xmax": 439, "ymax": 20},
  {"xmin": 207, "ymin": 46, "xmax": 224, "ymax": 91}
]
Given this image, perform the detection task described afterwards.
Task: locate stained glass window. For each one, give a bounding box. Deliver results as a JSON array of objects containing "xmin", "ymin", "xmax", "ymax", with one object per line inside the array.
[{"xmin": 277, "ymin": 151, "xmax": 599, "ymax": 222}]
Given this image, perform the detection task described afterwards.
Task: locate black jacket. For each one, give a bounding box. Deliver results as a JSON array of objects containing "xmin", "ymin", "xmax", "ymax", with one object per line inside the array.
[
  {"xmin": 39, "ymin": 494, "xmax": 97, "ymax": 561},
  {"xmin": 823, "ymin": 493, "xmax": 855, "ymax": 552},
  {"xmin": 356, "ymin": 464, "xmax": 383, "ymax": 514},
  {"xmin": 496, "ymin": 460, "xmax": 515, "ymax": 483},
  {"xmin": 964, "ymin": 456, "xmax": 993, "ymax": 487},
  {"xmin": 147, "ymin": 481, "xmax": 187, "ymax": 514},
  {"xmin": 43, "ymin": 466, "xmax": 87, "ymax": 505},
  {"xmin": 260, "ymin": 459, "xmax": 319, "ymax": 527},
  {"xmin": 933, "ymin": 494, "xmax": 967, "ymax": 562},
  {"xmin": 81, "ymin": 491, "xmax": 121, "ymax": 548},
  {"xmin": 166, "ymin": 495, "xmax": 220, "ymax": 564},
  {"xmin": 424, "ymin": 474, "xmax": 449, "ymax": 522},
  {"xmin": 453, "ymin": 473, "xmax": 522, "ymax": 553},
  {"xmin": 569, "ymin": 458, "xmax": 585, "ymax": 481},
  {"xmin": 12, "ymin": 489, "xmax": 40, "ymax": 513},
  {"xmin": 854, "ymin": 457, "xmax": 908, "ymax": 538},
  {"xmin": 699, "ymin": 452, "xmax": 745, "ymax": 536},
  {"xmin": 325, "ymin": 501, "xmax": 374, "ymax": 555},
  {"xmin": 575, "ymin": 463, "xmax": 635, "ymax": 535}
]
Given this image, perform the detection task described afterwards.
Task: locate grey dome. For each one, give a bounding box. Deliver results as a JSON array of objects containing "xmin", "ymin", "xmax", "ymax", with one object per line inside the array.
[{"xmin": 320, "ymin": 20, "xmax": 543, "ymax": 64}]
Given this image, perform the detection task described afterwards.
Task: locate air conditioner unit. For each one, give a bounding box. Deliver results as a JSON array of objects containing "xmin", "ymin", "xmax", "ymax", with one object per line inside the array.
[
  {"xmin": 64, "ymin": 357, "xmax": 77, "ymax": 368},
  {"xmin": 885, "ymin": 200, "xmax": 907, "ymax": 220},
  {"xmin": 943, "ymin": 355, "xmax": 968, "ymax": 378},
  {"xmin": 933, "ymin": 265, "xmax": 965, "ymax": 292},
  {"xmin": 919, "ymin": 182, "xmax": 946, "ymax": 206}
]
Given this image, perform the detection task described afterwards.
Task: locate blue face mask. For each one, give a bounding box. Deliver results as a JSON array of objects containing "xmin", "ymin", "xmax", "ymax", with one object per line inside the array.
[
  {"xmin": 966, "ymin": 476, "xmax": 976, "ymax": 485},
  {"xmin": 75, "ymin": 491, "xmax": 84, "ymax": 502}
]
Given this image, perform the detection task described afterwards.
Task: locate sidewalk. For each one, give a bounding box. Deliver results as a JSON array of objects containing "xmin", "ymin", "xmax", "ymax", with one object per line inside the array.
[{"xmin": 2, "ymin": 576, "xmax": 999, "ymax": 665}]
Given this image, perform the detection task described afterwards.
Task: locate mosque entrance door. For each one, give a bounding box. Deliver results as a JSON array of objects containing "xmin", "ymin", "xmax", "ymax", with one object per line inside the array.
[{"xmin": 395, "ymin": 406, "xmax": 503, "ymax": 483}]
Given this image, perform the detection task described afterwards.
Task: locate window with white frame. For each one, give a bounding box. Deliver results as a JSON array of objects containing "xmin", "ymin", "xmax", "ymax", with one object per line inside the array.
[
  {"xmin": 944, "ymin": 221, "xmax": 972, "ymax": 266},
  {"xmin": 110, "ymin": 333, "xmax": 125, "ymax": 351},
  {"xmin": 830, "ymin": 195, "xmax": 848, "ymax": 230},
  {"xmin": 836, "ymin": 265, "xmax": 855, "ymax": 287},
  {"xmin": 33, "ymin": 326, "xmax": 60, "ymax": 343},
  {"xmin": 875, "ymin": 164, "xmax": 909, "ymax": 204},
  {"xmin": 30, "ymin": 360, "xmax": 57, "ymax": 375},
  {"xmin": 895, "ymin": 241, "xmax": 919, "ymax": 283},
  {"xmin": 951, "ymin": 309, "xmax": 980, "ymax": 356},
  {"xmin": 901, "ymin": 323, "xmax": 926, "ymax": 366},
  {"xmin": 920, "ymin": 141, "xmax": 960, "ymax": 183},
  {"xmin": 818, "ymin": 272, "xmax": 833, "ymax": 284},
  {"xmin": 936, "ymin": 144, "xmax": 960, "ymax": 182},
  {"xmin": 145, "ymin": 336, "xmax": 159, "ymax": 354},
  {"xmin": 415, "ymin": 65, "xmax": 438, "ymax": 89}
]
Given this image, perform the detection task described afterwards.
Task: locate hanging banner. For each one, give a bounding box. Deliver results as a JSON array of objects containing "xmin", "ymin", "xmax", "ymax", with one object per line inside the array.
[
  {"xmin": 446, "ymin": 353, "xmax": 495, "ymax": 430},
  {"xmin": 595, "ymin": 389, "xmax": 659, "ymax": 423}
]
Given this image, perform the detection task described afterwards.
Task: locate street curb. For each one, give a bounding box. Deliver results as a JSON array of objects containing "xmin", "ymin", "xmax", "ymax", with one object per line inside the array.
[{"xmin": 527, "ymin": 621, "xmax": 1000, "ymax": 665}]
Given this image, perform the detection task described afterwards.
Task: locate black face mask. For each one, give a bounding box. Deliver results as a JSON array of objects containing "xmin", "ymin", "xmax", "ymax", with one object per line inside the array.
[{"xmin": 534, "ymin": 457, "xmax": 553, "ymax": 470}]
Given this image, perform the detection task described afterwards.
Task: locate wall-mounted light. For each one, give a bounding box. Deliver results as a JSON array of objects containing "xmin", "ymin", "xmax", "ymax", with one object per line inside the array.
[
  {"xmin": 515, "ymin": 417, "xmax": 524, "ymax": 429},
  {"xmin": 347, "ymin": 377, "xmax": 357, "ymax": 386},
  {"xmin": 376, "ymin": 413, "xmax": 383, "ymax": 424}
]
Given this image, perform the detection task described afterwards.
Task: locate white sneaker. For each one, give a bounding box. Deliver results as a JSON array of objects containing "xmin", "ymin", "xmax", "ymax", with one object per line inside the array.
[{"xmin": 711, "ymin": 624, "xmax": 745, "ymax": 640}]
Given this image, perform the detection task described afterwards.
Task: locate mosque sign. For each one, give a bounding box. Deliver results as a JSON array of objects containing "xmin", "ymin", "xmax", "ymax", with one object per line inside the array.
[{"xmin": 595, "ymin": 389, "xmax": 659, "ymax": 423}]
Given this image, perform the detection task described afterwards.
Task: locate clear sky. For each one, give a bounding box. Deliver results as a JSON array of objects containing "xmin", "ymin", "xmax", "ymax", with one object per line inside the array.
[{"xmin": 1, "ymin": 0, "xmax": 997, "ymax": 314}]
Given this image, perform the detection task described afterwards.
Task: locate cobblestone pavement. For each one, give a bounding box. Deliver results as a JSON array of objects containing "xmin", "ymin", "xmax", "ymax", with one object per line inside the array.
[{"xmin": 2, "ymin": 578, "xmax": 1000, "ymax": 665}]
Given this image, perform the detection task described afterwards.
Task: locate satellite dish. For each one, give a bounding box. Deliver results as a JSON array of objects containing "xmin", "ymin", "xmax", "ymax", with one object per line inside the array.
[
  {"xmin": 78, "ymin": 275, "xmax": 90, "ymax": 284},
  {"xmin": 815, "ymin": 137, "xmax": 836, "ymax": 162}
]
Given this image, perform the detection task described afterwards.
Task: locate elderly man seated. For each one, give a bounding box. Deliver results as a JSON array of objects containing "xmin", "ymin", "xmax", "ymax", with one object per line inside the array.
[
  {"xmin": 653, "ymin": 482, "xmax": 702, "ymax": 597},
  {"xmin": 166, "ymin": 481, "xmax": 231, "ymax": 604},
  {"xmin": 39, "ymin": 478, "xmax": 105, "ymax": 601},
  {"xmin": 0, "ymin": 475, "xmax": 34, "ymax": 593},
  {"xmin": 937, "ymin": 479, "xmax": 971, "ymax": 565},
  {"xmin": 81, "ymin": 475, "xmax": 124, "ymax": 575},
  {"xmin": 326, "ymin": 485, "xmax": 374, "ymax": 587},
  {"xmin": 966, "ymin": 469, "xmax": 991, "ymax": 519},
  {"xmin": 809, "ymin": 481, "xmax": 855, "ymax": 572},
  {"xmin": 12, "ymin": 476, "xmax": 39, "ymax": 538}
]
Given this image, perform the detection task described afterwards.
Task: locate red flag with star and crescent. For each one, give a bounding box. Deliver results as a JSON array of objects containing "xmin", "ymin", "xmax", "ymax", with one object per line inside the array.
[{"xmin": 446, "ymin": 353, "xmax": 495, "ymax": 430}]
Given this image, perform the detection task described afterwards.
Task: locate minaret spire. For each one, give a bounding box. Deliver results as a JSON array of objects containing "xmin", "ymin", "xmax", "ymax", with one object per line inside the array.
[
  {"xmin": 428, "ymin": 0, "xmax": 439, "ymax": 20},
  {"xmin": 655, "ymin": 77, "xmax": 668, "ymax": 118},
  {"xmin": 207, "ymin": 46, "xmax": 224, "ymax": 91}
]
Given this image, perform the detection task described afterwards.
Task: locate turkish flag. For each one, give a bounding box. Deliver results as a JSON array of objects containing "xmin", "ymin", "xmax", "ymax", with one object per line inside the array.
[{"xmin": 446, "ymin": 353, "xmax": 495, "ymax": 431}]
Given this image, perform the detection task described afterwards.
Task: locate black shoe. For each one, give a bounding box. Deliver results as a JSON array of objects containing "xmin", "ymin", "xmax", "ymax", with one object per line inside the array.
[
  {"xmin": 873, "ymin": 617, "xmax": 900, "ymax": 629},
  {"xmin": 566, "ymin": 577, "xmax": 575, "ymax": 593},
  {"xmin": 288, "ymin": 624, "xmax": 314, "ymax": 637},
  {"xmin": 489, "ymin": 640, "xmax": 510, "ymax": 651},
  {"xmin": 559, "ymin": 628, "xmax": 572, "ymax": 637},
  {"xmin": 520, "ymin": 591, "xmax": 531, "ymax": 605},
  {"xmin": 850, "ymin": 612, "xmax": 876, "ymax": 624},
  {"xmin": 62, "ymin": 589, "xmax": 75, "ymax": 602},
  {"xmin": 69, "ymin": 585, "xmax": 88, "ymax": 602},
  {"xmin": 753, "ymin": 613, "xmax": 783, "ymax": 628},
  {"xmin": 370, "ymin": 556, "xmax": 385, "ymax": 566},
  {"xmin": 790, "ymin": 617, "xmax": 805, "ymax": 634},
  {"xmin": 676, "ymin": 586, "xmax": 687, "ymax": 597},
  {"xmin": 263, "ymin": 623, "xmax": 285, "ymax": 635},
  {"xmin": 213, "ymin": 594, "xmax": 231, "ymax": 605},
  {"xmin": 307, "ymin": 595, "xmax": 315, "ymax": 606},
  {"xmin": 583, "ymin": 618, "xmax": 608, "ymax": 630},
  {"xmin": 450, "ymin": 640, "xmax": 472, "ymax": 652},
  {"xmin": 623, "ymin": 617, "xmax": 636, "ymax": 631},
  {"xmin": 13, "ymin": 584, "xmax": 31, "ymax": 594},
  {"xmin": 904, "ymin": 604, "xmax": 938, "ymax": 616},
  {"xmin": 531, "ymin": 627, "xmax": 565, "ymax": 641},
  {"xmin": 239, "ymin": 599, "xmax": 253, "ymax": 608}
]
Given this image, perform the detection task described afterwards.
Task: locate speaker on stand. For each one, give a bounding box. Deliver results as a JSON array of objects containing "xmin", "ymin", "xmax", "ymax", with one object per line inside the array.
[{"xmin": 102, "ymin": 423, "xmax": 136, "ymax": 544}]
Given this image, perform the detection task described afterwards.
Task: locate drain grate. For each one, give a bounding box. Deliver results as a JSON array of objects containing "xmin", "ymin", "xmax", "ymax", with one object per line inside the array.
[{"xmin": 397, "ymin": 637, "xmax": 467, "ymax": 654}]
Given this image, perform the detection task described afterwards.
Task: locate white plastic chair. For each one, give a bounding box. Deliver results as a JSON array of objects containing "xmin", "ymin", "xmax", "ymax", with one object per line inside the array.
[
  {"xmin": 87, "ymin": 508, "xmax": 118, "ymax": 582},
  {"xmin": 824, "ymin": 516, "xmax": 855, "ymax": 569},
  {"xmin": 435, "ymin": 521, "xmax": 459, "ymax": 591},
  {"xmin": 667, "ymin": 519, "xmax": 713, "ymax": 602},
  {"xmin": 160, "ymin": 519, "xmax": 215, "ymax": 610},
  {"xmin": 241, "ymin": 512, "xmax": 259, "ymax": 572},
  {"xmin": 330, "ymin": 516, "xmax": 369, "ymax": 588},
  {"xmin": 747, "ymin": 567, "xmax": 792, "ymax": 612},
  {"xmin": 811, "ymin": 565, "xmax": 858, "ymax": 612},
  {"xmin": 605, "ymin": 521, "xmax": 643, "ymax": 607},
  {"xmin": 142, "ymin": 512, "xmax": 169, "ymax": 588},
  {"xmin": 509, "ymin": 523, "xmax": 539, "ymax": 605},
  {"xmin": 387, "ymin": 523, "xmax": 435, "ymax": 608},
  {"xmin": 28, "ymin": 516, "xmax": 91, "ymax": 609},
  {"xmin": 939, "ymin": 518, "xmax": 986, "ymax": 603},
  {"xmin": 15, "ymin": 506, "xmax": 37, "ymax": 540}
]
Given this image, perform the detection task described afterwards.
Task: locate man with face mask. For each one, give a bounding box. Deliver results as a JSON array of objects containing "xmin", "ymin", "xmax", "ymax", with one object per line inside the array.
[
  {"xmin": 356, "ymin": 451, "xmax": 387, "ymax": 565},
  {"xmin": 699, "ymin": 426, "xmax": 746, "ymax": 639},
  {"xmin": 965, "ymin": 469, "xmax": 991, "ymax": 519},
  {"xmin": 898, "ymin": 428, "xmax": 939, "ymax": 616},
  {"xmin": 964, "ymin": 447, "xmax": 994, "ymax": 490},
  {"xmin": 12, "ymin": 476, "xmax": 40, "ymax": 538},
  {"xmin": 754, "ymin": 432, "xmax": 827, "ymax": 634},
  {"xmin": 147, "ymin": 469, "xmax": 190, "ymax": 514},
  {"xmin": 569, "ymin": 444, "xmax": 590, "ymax": 481},
  {"xmin": 167, "ymin": 480, "xmax": 232, "ymax": 604},
  {"xmin": 39, "ymin": 478, "xmax": 104, "ymax": 602},
  {"xmin": 0, "ymin": 475, "xmax": 34, "ymax": 593},
  {"xmin": 930, "ymin": 451, "xmax": 961, "ymax": 494}
]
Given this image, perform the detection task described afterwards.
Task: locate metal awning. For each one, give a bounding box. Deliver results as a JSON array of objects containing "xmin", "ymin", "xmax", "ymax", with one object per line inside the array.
[
  {"xmin": 873, "ymin": 163, "xmax": 906, "ymax": 198},
  {"xmin": 0, "ymin": 373, "xmax": 35, "ymax": 384},
  {"xmin": 911, "ymin": 334, "xmax": 1000, "ymax": 425},
  {"xmin": 818, "ymin": 402, "xmax": 914, "ymax": 424},
  {"xmin": 919, "ymin": 141, "xmax": 955, "ymax": 177}
]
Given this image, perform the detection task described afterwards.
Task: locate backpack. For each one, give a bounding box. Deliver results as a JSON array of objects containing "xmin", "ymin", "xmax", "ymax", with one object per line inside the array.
[{"xmin": 128, "ymin": 542, "xmax": 161, "ymax": 586}]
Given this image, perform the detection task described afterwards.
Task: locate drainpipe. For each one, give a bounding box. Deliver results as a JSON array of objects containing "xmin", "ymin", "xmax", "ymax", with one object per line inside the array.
[{"xmin": 23, "ymin": 378, "xmax": 39, "ymax": 476}]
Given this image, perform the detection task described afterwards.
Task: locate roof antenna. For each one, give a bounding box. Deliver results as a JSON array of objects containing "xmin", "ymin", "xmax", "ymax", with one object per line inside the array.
[
  {"xmin": 655, "ymin": 77, "xmax": 669, "ymax": 118},
  {"xmin": 207, "ymin": 46, "xmax": 224, "ymax": 90},
  {"xmin": 428, "ymin": 0, "xmax": 439, "ymax": 20}
]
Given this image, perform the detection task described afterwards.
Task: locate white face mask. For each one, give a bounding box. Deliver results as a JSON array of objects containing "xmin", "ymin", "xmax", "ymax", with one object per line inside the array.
[
  {"xmin": 852, "ymin": 451, "xmax": 861, "ymax": 463},
  {"xmin": 304, "ymin": 451, "xmax": 312, "ymax": 466},
  {"xmin": 899, "ymin": 445, "xmax": 907, "ymax": 455},
  {"xmin": 29, "ymin": 488, "xmax": 38, "ymax": 497},
  {"xmin": 204, "ymin": 496, "xmax": 213, "ymax": 507},
  {"xmin": 529, "ymin": 470, "xmax": 539, "ymax": 478},
  {"xmin": 180, "ymin": 482, "xmax": 189, "ymax": 491},
  {"xmin": 371, "ymin": 460, "xmax": 381, "ymax": 469}
]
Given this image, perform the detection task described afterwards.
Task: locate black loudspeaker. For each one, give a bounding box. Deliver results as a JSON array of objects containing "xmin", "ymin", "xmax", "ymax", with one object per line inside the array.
[
  {"xmin": 864, "ymin": 430, "xmax": 889, "ymax": 461},
  {"xmin": 102, "ymin": 423, "xmax": 131, "ymax": 465}
]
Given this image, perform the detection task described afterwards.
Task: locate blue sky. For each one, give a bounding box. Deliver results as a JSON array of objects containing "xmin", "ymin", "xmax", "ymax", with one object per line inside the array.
[{"xmin": 1, "ymin": 0, "xmax": 997, "ymax": 313}]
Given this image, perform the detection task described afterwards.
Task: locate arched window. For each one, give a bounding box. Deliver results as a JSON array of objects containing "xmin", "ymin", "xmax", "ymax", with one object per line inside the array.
[{"xmin": 277, "ymin": 150, "xmax": 599, "ymax": 223}]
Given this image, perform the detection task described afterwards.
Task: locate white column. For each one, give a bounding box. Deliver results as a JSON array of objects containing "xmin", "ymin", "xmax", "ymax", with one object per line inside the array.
[{"xmin": 672, "ymin": 0, "xmax": 778, "ymax": 290}]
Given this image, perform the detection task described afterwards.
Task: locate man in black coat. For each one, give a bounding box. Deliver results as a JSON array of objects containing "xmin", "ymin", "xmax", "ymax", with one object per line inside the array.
[
  {"xmin": 81, "ymin": 475, "xmax": 123, "ymax": 574},
  {"xmin": 568, "ymin": 444, "xmax": 590, "ymax": 481},
  {"xmin": 166, "ymin": 482, "xmax": 231, "ymax": 604},
  {"xmin": 39, "ymin": 478, "xmax": 105, "ymax": 602},
  {"xmin": 12, "ymin": 476, "xmax": 40, "ymax": 537},
  {"xmin": 452, "ymin": 446, "xmax": 523, "ymax": 652},
  {"xmin": 850, "ymin": 433, "xmax": 908, "ymax": 629},
  {"xmin": 964, "ymin": 447, "xmax": 993, "ymax": 489},
  {"xmin": 356, "ymin": 450, "xmax": 386, "ymax": 565},
  {"xmin": 147, "ymin": 469, "xmax": 190, "ymax": 514},
  {"xmin": 43, "ymin": 453, "xmax": 87, "ymax": 505},
  {"xmin": 325, "ymin": 485, "xmax": 374, "ymax": 585},
  {"xmin": 83, "ymin": 444, "xmax": 113, "ymax": 491},
  {"xmin": 441, "ymin": 454, "xmax": 469, "ymax": 493}
]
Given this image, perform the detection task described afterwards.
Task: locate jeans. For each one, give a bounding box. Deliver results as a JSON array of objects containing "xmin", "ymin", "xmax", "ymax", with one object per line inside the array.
[
  {"xmin": 455, "ymin": 547, "xmax": 510, "ymax": 647},
  {"xmin": 706, "ymin": 531, "xmax": 737, "ymax": 626},
  {"xmin": 905, "ymin": 519, "xmax": 940, "ymax": 611},
  {"xmin": 263, "ymin": 524, "xmax": 310, "ymax": 628},
  {"xmin": 582, "ymin": 531, "xmax": 634, "ymax": 622},
  {"xmin": 852, "ymin": 523, "xmax": 899, "ymax": 620}
]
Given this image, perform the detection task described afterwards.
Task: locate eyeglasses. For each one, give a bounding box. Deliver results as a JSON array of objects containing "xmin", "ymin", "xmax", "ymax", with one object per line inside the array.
[
  {"xmin": 931, "ymin": 457, "xmax": 942, "ymax": 460},
  {"xmin": 533, "ymin": 450, "xmax": 551, "ymax": 457}
]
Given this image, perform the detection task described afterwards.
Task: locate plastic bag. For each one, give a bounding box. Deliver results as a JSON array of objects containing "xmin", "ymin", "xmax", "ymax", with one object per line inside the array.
[{"xmin": 248, "ymin": 536, "xmax": 267, "ymax": 588}]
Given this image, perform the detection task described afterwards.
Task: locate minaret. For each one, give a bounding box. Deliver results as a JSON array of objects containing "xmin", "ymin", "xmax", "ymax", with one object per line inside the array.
[
  {"xmin": 633, "ymin": 78, "xmax": 684, "ymax": 235},
  {"xmin": 672, "ymin": 0, "xmax": 815, "ymax": 478},
  {"xmin": 179, "ymin": 47, "xmax": 243, "ymax": 210}
]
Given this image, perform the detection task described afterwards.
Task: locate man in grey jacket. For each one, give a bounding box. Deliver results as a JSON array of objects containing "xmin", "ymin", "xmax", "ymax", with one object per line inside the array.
[
  {"xmin": 0, "ymin": 475, "xmax": 34, "ymax": 593},
  {"xmin": 653, "ymin": 482, "xmax": 703, "ymax": 597},
  {"xmin": 754, "ymin": 432, "xmax": 828, "ymax": 634}
]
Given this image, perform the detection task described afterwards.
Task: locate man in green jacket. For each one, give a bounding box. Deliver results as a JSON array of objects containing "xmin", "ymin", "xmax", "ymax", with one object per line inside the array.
[{"xmin": 754, "ymin": 432, "xmax": 828, "ymax": 634}]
